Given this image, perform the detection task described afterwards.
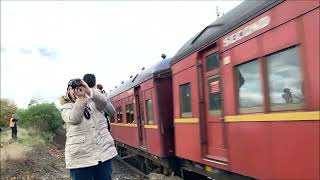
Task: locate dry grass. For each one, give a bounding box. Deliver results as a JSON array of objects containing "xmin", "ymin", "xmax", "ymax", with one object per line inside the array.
[
  {"xmin": 0, "ymin": 128, "xmax": 70, "ymax": 180},
  {"xmin": 0, "ymin": 128, "xmax": 48, "ymax": 163},
  {"xmin": 1, "ymin": 143, "xmax": 31, "ymax": 162},
  {"xmin": 1, "ymin": 128, "xmax": 49, "ymax": 145},
  {"xmin": 0, "ymin": 129, "xmax": 32, "ymax": 163}
]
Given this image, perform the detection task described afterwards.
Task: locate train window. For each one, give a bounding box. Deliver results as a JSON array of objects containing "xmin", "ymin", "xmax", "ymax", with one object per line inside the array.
[
  {"xmin": 110, "ymin": 115, "xmax": 115, "ymax": 123},
  {"xmin": 117, "ymin": 106, "xmax": 123, "ymax": 123},
  {"xmin": 126, "ymin": 104, "xmax": 135, "ymax": 124},
  {"xmin": 237, "ymin": 60, "xmax": 264, "ymax": 113},
  {"xmin": 180, "ymin": 83, "xmax": 192, "ymax": 117},
  {"xmin": 206, "ymin": 53, "xmax": 220, "ymax": 71},
  {"xmin": 208, "ymin": 75, "xmax": 222, "ymax": 115},
  {"xmin": 267, "ymin": 46, "xmax": 304, "ymax": 111},
  {"xmin": 145, "ymin": 99, "xmax": 153, "ymax": 124}
]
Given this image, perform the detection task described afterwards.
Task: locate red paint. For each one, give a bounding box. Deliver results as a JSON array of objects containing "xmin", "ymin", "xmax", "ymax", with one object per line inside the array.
[
  {"xmin": 172, "ymin": 1, "xmax": 319, "ymax": 179},
  {"xmin": 145, "ymin": 128, "xmax": 163, "ymax": 156},
  {"xmin": 111, "ymin": 126, "xmax": 139, "ymax": 148},
  {"xmin": 172, "ymin": 64, "xmax": 199, "ymax": 118},
  {"xmin": 111, "ymin": 1, "xmax": 319, "ymax": 179},
  {"xmin": 111, "ymin": 75, "xmax": 174, "ymax": 158},
  {"xmin": 174, "ymin": 123, "xmax": 202, "ymax": 161},
  {"xmin": 300, "ymin": 8, "xmax": 320, "ymax": 110}
]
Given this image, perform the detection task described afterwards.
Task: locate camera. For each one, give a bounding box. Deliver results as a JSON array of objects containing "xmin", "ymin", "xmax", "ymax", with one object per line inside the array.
[{"xmin": 69, "ymin": 78, "xmax": 82, "ymax": 89}]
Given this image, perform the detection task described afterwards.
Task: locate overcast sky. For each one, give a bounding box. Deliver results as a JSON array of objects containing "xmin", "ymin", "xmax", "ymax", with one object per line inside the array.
[{"xmin": 1, "ymin": 1, "xmax": 243, "ymax": 108}]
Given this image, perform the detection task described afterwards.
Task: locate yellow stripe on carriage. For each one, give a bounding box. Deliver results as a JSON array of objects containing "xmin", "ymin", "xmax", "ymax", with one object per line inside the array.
[
  {"xmin": 224, "ymin": 111, "xmax": 320, "ymax": 122},
  {"xmin": 110, "ymin": 123, "xmax": 138, "ymax": 127},
  {"xmin": 174, "ymin": 118, "xmax": 199, "ymax": 124},
  {"xmin": 144, "ymin": 125, "xmax": 158, "ymax": 129}
]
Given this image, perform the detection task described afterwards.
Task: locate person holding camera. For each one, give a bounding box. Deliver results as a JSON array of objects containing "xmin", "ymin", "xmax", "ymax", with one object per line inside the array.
[
  {"xmin": 60, "ymin": 76, "xmax": 117, "ymax": 180},
  {"xmin": 9, "ymin": 114, "xmax": 18, "ymax": 139}
]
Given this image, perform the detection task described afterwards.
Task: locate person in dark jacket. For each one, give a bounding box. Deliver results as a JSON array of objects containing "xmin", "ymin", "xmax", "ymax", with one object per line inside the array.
[
  {"xmin": 97, "ymin": 84, "xmax": 110, "ymax": 131},
  {"xmin": 84, "ymin": 75, "xmax": 112, "ymax": 132}
]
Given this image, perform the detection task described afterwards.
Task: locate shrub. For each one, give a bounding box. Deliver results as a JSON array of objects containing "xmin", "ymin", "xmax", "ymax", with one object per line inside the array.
[
  {"xmin": 0, "ymin": 98, "xmax": 17, "ymax": 127},
  {"xmin": 16, "ymin": 103, "xmax": 63, "ymax": 132}
]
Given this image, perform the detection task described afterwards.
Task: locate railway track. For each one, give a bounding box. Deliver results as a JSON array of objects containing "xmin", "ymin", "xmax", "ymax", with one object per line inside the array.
[{"xmin": 115, "ymin": 155, "xmax": 149, "ymax": 179}]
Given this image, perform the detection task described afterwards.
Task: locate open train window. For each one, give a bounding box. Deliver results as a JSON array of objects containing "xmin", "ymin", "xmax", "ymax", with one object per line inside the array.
[
  {"xmin": 145, "ymin": 99, "xmax": 153, "ymax": 124},
  {"xmin": 126, "ymin": 104, "xmax": 135, "ymax": 124},
  {"xmin": 180, "ymin": 83, "xmax": 192, "ymax": 117},
  {"xmin": 117, "ymin": 106, "xmax": 123, "ymax": 123},
  {"xmin": 206, "ymin": 53, "xmax": 220, "ymax": 71},
  {"xmin": 110, "ymin": 115, "xmax": 115, "ymax": 123},
  {"xmin": 236, "ymin": 59, "xmax": 264, "ymax": 113},
  {"xmin": 208, "ymin": 75, "xmax": 222, "ymax": 115},
  {"xmin": 267, "ymin": 46, "xmax": 304, "ymax": 111}
]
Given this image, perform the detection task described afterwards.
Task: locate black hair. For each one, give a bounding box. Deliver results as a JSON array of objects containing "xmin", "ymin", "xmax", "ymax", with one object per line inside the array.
[
  {"xmin": 83, "ymin": 73, "xmax": 96, "ymax": 88},
  {"xmin": 66, "ymin": 84, "xmax": 76, "ymax": 103}
]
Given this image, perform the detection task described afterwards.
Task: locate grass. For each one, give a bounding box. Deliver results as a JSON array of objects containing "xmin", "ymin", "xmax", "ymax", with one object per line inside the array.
[
  {"xmin": 1, "ymin": 143, "xmax": 31, "ymax": 162},
  {"xmin": 0, "ymin": 128, "xmax": 70, "ymax": 180},
  {"xmin": 1, "ymin": 127, "xmax": 50, "ymax": 146},
  {"xmin": 0, "ymin": 128, "xmax": 51, "ymax": 162}
]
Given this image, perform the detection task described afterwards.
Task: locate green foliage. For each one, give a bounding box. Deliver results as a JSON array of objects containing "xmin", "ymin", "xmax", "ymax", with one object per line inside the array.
[
  {"xmin": 16, "ymin": 103, "xmax": 63, "ymax": 131},
  {"xmin": 0, "ymin": 98, "xmax": 17, "ymax": 127}
]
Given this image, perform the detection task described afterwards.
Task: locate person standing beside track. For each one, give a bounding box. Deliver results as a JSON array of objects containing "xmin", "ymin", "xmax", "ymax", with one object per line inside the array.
[
  {"xmin": 9, "ymin": 114, "xmax": 18, "ymax": 139},
  {"xmin": 60, "ymin": 74, "xmax": 117, "ymax": 180},
  {"xmin": 97, "ymin": 84, "xmax": 105, "ymax": 94}
]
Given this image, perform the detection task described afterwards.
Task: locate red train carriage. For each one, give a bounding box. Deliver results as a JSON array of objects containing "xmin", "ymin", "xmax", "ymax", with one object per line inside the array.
[
  {"xmin": 108, "ymin": 58, "xmax": 174, "ymax": 172},
  {"xmin": 171, "ymin": 0, "xmax": 319, "ymax": 179}
]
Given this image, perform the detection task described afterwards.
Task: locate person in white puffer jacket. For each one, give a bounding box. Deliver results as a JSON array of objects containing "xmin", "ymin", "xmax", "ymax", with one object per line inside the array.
[{"xmin": 60, "ymin": 75, "xmax": 117, "ymax": 180}]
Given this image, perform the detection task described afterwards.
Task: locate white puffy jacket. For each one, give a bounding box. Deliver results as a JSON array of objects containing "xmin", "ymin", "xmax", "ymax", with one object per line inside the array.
[{"xmin": 61, "ymin": 89, "xmax": 118, "ymax": 169}]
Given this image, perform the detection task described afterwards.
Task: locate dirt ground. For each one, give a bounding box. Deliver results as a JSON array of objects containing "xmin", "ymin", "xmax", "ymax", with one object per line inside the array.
[
  {"xmin": 1, "ymin": 142, "xmax": 69, "ymax": 180},
  {"xmin": 1, "ymin": 143, "xmax": 183, "ymax": 179},
  {"xmin": 0, "ymin": 129, "xmax": 182, "ymax": 180}
]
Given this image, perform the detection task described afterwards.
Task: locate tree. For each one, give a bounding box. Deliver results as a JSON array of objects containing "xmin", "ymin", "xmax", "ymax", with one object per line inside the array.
[
  {"xmin": 0, "ymin": 98, "xmax": 17, "ymax": 127},
  {"xmin": 28, "ymin": 96, "xmax": 44, "ymax": 106},
  {"xmin": 16, "ymin": 103, "xmax": 63, "ymax": 131}
]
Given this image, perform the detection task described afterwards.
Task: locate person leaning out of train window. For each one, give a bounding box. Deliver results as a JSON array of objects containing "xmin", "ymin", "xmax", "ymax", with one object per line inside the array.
[{"xmin": 60, "ymin": 78, "xmax": 117, "ymax": 180}]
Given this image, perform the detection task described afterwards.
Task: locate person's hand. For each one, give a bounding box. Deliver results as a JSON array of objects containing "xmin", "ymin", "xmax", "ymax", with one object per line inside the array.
[{"xmin": 79, "ymin": 80, "xmax": 92, "ymax": 96}]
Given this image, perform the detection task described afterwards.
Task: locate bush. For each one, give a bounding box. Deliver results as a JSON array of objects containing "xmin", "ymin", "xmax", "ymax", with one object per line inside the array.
[
  {"xmin": 0, "ymin": 98, "xmax": 17, "ymax": 127},
  {"xmin": 16, "ymin": 103, "xmax": 63, "ymax": 132}
]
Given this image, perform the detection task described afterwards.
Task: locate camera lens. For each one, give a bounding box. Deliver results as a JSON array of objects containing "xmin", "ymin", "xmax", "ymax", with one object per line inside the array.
[
  {"xmin": 74, "ymin": 79, "xmax": 82, "ymax": 86},
  {"xmin": 69, "ymin": 78, "xmax": 82, "ymax": 89}
]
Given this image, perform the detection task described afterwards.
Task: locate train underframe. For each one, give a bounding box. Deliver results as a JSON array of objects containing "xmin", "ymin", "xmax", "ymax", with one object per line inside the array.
[{"xmin": 115, "ymin": 141, "xmax": 251, "ymax": 180}]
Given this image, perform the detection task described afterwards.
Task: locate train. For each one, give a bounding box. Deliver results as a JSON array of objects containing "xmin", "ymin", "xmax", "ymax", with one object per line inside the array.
[{"xmin": 107, "ymin": 0, "xmax": 319, "ymax": 179}]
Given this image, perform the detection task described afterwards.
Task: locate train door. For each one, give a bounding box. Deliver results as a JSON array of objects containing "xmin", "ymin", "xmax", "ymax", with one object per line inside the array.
[
  {"xmin": 134, "ymin": 86, "xmax": 147, "ymax": 149},
  {"xmin": 201, "ymin": 49, "xmax": 228, "ymax": 163}
]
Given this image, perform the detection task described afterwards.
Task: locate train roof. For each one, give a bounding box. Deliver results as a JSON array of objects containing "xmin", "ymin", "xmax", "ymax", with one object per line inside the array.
[
  {"xmin": 108, "ymin": 57, "xmax": 172, "ymax": 98},
  {"xmin": 171, "ymin": 0, "xmax": 284, "ymax": 65}
]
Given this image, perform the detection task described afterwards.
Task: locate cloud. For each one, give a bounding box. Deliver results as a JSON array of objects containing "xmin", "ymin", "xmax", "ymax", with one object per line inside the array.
[
  {"xmin": 1, "ymin": 1, "xmax": 243, "ymax": 108},
  {"xmin": 1, "ymin": 47, "xmax": 66, "ymax": 108},
  {"xmin": 37, "ymin": 47, "xmax": 58, "ymax": 59},
  {"xmin": 19, "ymin": 48, "xmax": 32, "ymax": 54}
]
